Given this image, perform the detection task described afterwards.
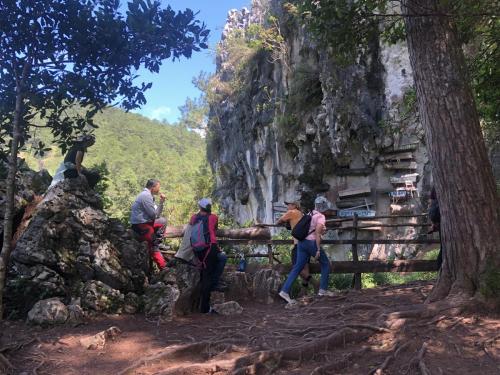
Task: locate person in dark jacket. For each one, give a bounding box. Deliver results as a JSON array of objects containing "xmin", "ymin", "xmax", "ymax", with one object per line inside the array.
[
  {"xmin": 49, "ymin": 134, "xmax": 100, "ymax": 188},
  {"xmin": 189, "ymin": 198, "xmax": 225, "ymax": 313},
  {"xmin": 130, "ymin": 179, "xmax": 167, "ymax": 269}
]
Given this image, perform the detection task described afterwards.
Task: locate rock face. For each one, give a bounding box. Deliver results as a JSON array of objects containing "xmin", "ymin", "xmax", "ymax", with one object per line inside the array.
[
  {"xmin": 27, "ymin": 298, "xmax": 69, "ymax": 326},
  {"xmin": 0, "ymin": 160, "xmax": 52, "ymax": 250},
  {"xmin": 5, "ymin": 178, "xmax": 150, "ymax": 317},
  {"xmin": 253, "ymin": 269, "xmax": 282, "ymax": 304},
  {"xmin": 208, "ymin": 0, "xmax": 432, "ymax": 259}
]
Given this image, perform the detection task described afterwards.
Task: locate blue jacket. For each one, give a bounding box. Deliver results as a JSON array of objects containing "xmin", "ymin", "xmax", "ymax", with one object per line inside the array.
[{"xmin": 130, "ymin": 188, "xmax": 164, "ymax": 224}]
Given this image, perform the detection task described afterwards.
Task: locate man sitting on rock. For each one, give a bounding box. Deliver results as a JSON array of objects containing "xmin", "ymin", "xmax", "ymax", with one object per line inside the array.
[
  {"xmin": 276, "ymin": 198, "xmax": 313, "ymax": 288},
  {"xmin": 130, "ymin": 179, "xmax": 167, "ymax": 270}
]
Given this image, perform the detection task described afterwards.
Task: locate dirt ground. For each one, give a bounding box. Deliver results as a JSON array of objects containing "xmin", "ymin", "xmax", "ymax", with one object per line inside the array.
[{"xmin": 1, "ymin": 281, "xmax": 499, "ymax": 375}]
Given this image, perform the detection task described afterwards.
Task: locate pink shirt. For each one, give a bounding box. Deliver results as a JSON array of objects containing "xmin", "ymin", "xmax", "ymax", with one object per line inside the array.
[{"xmin": 305, "ymin": 210, "xmax": 325, "ymax": 241}]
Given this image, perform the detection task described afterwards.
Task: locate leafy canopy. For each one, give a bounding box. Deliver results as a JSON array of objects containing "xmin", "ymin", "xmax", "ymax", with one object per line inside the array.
[{"xmin": 0, "ymin": 0, "xmax": 209, "ymax": 155}]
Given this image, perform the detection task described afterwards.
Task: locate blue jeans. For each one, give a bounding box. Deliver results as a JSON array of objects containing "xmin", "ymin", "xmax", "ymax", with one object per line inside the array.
[
  {"xmin": 281, "ymin": 240, "xmax": 330, "ymax": 293},
  {"xmin": 211, "ymin": 251, "xmax": 227, "ymax": 290}
]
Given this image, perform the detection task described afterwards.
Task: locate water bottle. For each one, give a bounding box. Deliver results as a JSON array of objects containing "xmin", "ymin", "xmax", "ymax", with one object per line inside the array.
[{"xmin": 237, "ymin": 255, "xmax": 246, "ymax": 272}]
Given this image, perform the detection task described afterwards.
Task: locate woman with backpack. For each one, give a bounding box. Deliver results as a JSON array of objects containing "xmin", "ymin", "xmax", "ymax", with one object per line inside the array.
[
  {"xmin": 279, "ymin": 196, "xmax": 335, "ymax": 304},
  {"xmin": 190, "ymin": 198, "xmax": 225, "ymax": 313}
]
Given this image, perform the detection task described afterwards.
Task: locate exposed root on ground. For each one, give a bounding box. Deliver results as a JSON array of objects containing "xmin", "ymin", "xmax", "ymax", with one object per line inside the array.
[
  {"xmin": 230, "ymin": 327, "xmax": 372, "ymax": 374},
  {"xmin": 369, "ymin": 341, "xmax": 409, "ymax": 375}
]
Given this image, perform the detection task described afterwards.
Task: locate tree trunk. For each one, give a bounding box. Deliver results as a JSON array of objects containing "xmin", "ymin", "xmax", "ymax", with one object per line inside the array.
[
  {"xmin": 163, "ymin": 225, "xmax": 271, "ymax": 240},
  {"xmin": 0, "ymin": 81, "xmax": 24, "ymax": 320},
  {"xmin": 402, "ymin": 0, "xmax": 500, "ymax": 304}
]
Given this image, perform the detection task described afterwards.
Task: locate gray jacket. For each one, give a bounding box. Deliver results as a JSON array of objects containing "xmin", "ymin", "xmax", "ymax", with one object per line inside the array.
[{"xmin": 130, "ymin": 188, "xmax": 164, "ymax": 224}]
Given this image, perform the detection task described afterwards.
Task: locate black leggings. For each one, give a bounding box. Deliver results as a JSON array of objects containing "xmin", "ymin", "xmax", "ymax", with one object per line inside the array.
[{"xmin": 196, "ymin": 244, "xmax": 219, "ymax": 313}]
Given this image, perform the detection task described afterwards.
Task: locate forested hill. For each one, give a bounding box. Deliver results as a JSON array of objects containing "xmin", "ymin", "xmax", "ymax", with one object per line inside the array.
[{"xmin": 22, "ymin": 107, "xmax": 211, "ymax": 225}]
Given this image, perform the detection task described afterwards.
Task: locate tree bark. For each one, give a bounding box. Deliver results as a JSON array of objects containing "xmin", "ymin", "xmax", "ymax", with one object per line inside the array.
[
  {"xmin": 402, "ymin": 0, "xmax": 500, "ymax": 303},
  {"xmin": 0, "ymin": 73, "xmax": 25, "ymax": 320},
  {"xmin": 163, "ymin": 225, "xmax": 271, "ymax": 240}
]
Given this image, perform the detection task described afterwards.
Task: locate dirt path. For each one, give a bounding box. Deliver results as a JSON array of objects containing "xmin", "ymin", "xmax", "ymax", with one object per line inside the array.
[{"xmin": 1, "ymin": 281, "xmax": 499, "ymax": 374}]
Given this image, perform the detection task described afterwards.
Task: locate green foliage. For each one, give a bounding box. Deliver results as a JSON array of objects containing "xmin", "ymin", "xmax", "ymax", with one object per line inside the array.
[
  {"xmin": 0, "ymin": 0, "xmax": 209, "ymax": 159},
  {"xmin": 178, "ymin": 96, "xmax": 208, "ymax": 131},
  {"xmin": 288, "ymin": 64, "xmax": 323, "ymax": 112},
  {"xmin": 23, "ymin": 108, "xmax": 209, "ymax": 225},
  {"xmin": 90, "ymin": 161, "xmax": 112, "ymax": 211},
  {"xmin": 480, "ymin": 264, "xmax": 500, "ymax": 299}
]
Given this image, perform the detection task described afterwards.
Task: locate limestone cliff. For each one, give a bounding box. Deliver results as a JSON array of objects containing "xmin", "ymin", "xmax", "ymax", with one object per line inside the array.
[{"xmin": 207, "ymin": 0, "xmax": 432, "ymax": 259}]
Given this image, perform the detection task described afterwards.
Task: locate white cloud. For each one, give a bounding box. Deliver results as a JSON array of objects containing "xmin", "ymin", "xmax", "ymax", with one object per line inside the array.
[{"xmin": 149, "ymin": 106, "xmax": 172, "ymax": 121}]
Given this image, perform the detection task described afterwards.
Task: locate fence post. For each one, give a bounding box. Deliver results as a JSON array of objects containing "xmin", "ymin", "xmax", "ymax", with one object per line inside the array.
[
  {"xmin": 352, "ymin": 214, "xmax": 362, "ymax": 290},
  {"xmin": 267, "ymin": 244, "xmax": 274, "ymax": 266}
]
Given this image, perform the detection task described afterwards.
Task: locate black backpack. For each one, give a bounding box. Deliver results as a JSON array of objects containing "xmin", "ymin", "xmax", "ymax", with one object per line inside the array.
[{"xmin": 291, "ymin": 213, "xmax": 315, "ymax": 241}]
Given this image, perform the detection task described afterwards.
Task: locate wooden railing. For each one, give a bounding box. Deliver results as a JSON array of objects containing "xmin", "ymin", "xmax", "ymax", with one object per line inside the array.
[{"xmin": 164, "ymin": 213, "xmax": 440, "ymax": 289}]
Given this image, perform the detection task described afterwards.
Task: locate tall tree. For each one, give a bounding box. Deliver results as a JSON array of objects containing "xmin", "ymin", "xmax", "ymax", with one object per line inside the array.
[
  {"xmin": 295, "ymin": 0, "xmax": 500, "ymax": 304},
  {"xmin": 401, "ymin": 0, "xmax": 500, "ymax": 303},
  {"xmin": 0, "ymin": 0, "xmax": 209, "ymax": 318}
]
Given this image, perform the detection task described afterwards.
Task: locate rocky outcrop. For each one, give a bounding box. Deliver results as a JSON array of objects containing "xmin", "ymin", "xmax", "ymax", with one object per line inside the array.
[
  {"xmin": 208, "ymin": 0, "xmax": 432, "ymax": 259},
  {"xmin": 5, "ymin": 178, "xmax": 150, "ymax": 317},
  {"xmin": 253, "ymin": 269, "xmax": 282, "ymax": 304},
  {"xmin": 27, "ymin": 298, "xmax": 69, "ymax": 326},
  {"xmin": 0, "ymin": 160, "xmax": 52, "ymax": 250}
]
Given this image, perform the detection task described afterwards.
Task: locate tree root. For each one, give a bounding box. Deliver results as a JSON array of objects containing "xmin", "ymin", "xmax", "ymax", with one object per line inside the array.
[
  {"xmin": 229, "ymin": 327, "xmax": 373, "ymax": 375},
  {"xmin": 117, "ymin": 341, "xmax": 232, "ymax": 375},
  {"xmin": 0, "ymin": 352, "xmax": 14, "ymax": 371},
  {"xmin": 0, "ymin": 338, "xmax": 37, "ymax": 353},
  {"xmin": 369, "ymin": 342, "xmax": 409, "ymax": 375},
  {"xmin": 311, "ymin": 347, "xmax": 369, "ymax": 375},
  {"xmin": 403, "ymin": 342, "xmax": 431, "ymax": 375},
  {"xmin": 343, "ymin": 303, "xmax": 382, "ymax": 311},
  {"xmin": 344, "ymin": 324, "xmax": 391, "ymax": 333}
]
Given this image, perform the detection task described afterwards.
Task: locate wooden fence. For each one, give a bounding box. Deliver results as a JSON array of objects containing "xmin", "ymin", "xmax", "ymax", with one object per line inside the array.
[{"xmin": 164, "ymin": 213, "xmax": 440, "ymax": 290}]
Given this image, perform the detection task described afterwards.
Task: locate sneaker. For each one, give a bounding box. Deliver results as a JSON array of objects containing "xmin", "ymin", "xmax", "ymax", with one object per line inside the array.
[
  {"xmin": 205, "ymin": 307, "xmax": 219, "ymax": 315},
  {"xmin": 279, "ymin": 291, "xmax": 296, "ymax": 304},
  {"xmin": 318, "ymin": 289, "xmax": 336, "ymax": 297}
]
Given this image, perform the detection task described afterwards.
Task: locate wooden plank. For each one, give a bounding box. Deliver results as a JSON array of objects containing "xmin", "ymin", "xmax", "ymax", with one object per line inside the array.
[
  {"xmin": 341, "ymin": 220, "xmax": 382, "ymax": 231},
  {"xmin": 380, "ymin": 152, "xmax": 414, "ymax": 161},
  {"xmin": 382, "ymin": 142, "xmax": 419, "ymax": 154},
  {"xmin": 338, "ymin": 186, "xmax": 371, "ymax": 198},
  {"xmin": 164, "ymin": 225, "xmax": 271, "ymax": 239},
  {"xmin": 384, "ymin": 161, "xmax": 418, "ymax": 170},
  {"xmin": 218, "ymin": 238, "xmax": 440, "ymax": 245},
  {"xmin": 336, "ymin": 167, "xmax": 374, "ymax": 176},
  {"xmin": 336, "ymin": 198, "xmax": 374, "ymax": 209},
  {"xmin": 352, "ymin": 214, "xmax": 361, "ymax": 289},
  {"xmin": 277, "ymin": 260, "xmax": 439, "ymax": 274}
]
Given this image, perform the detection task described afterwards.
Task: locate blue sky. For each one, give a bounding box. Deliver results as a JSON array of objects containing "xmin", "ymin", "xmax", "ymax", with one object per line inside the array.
[{"xmin": 129, "ymin": 0, "xmax": 251, "ymax": 123}]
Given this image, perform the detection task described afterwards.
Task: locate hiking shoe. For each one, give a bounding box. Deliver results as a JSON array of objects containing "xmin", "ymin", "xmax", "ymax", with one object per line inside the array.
[
  {"xmin": 279, "ymin": 291, "xmax": 296, "ymax": 304},
  {"xmin": 318, "ymin": 289, "xmax": 336, "ymax": 297}
]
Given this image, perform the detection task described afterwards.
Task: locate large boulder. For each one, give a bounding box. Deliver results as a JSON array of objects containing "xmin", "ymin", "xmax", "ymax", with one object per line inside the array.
[
  {"xmin": 253, "ymin": 269, "xmax": 282, "ymax": 304},
  {"xmin": 151, "ymin": 261, "xmax": 201, "ymax": 316},
  {"xmin": 27, "ymin": 298, "xmax": 69, "ymax": 326},
  {"xmin": 224, "ymin": 271, "xmax": 253, "ymax": 302},
  {"xmin": 81, "ymin": 280, "xmax": 125, "ymax": 313},
  {"xmin": 143, "ymin": 282, "xmax": 180, "ymax": 319},
  {"xmin": 5, "ymin": 178, "xmax": 149, "ymax": 317}
]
